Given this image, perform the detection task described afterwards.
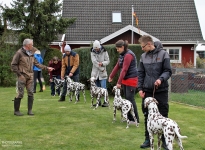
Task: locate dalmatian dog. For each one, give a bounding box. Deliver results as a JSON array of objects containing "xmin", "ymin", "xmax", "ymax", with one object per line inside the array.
[
  {"xmin": 88, "ymin": 77, "xmax": 110, "ymax": 110},
  {"xmin": 112, "ymin": 86, "xmax": 139, "ymax": 129},
  {"xmin": 53, "ymin": 77, "xmax": 65, "ymax": 96},
  {"xmin": 144, "ymin": 97, "xmax": 187, "ymax": 150},
  {"xmin": 65, "ymin": 76, "xmax": 86, "ymax": 103}
]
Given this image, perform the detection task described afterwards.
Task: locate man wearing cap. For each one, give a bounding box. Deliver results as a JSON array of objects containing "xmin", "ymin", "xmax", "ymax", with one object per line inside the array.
[
  {"xmin": 90, "ymin": 40, "xmax": 110, "ymax": 107},
  {"xmin": 58, "ymin": 44, "xmax": 80, "ymax": 102}
]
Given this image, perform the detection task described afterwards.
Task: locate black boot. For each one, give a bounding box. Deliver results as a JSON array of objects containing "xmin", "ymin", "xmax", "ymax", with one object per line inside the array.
[
  {"xmin": 161, "ymin": 136, "xmax": 168, "ymax": 150},
  {"xmin": 28, "ymin": 96, "xmax": 34, "ymax": 115},
  {"xmin": 13, "ymin": 97, "xmax": 23, "ymax": 116},
  {"xmin": 93, "ymin": 100, "xmax": 101, "ymax": 106},
  {"xmin": 140, "ymin": 139, "xmax": 150, "ymax": 148},
  {"xmin": 58, "ymin": 96, "xmax": 65, "ymax": 102},
  {"xmin": 102, "ymin": 101, "xmax": 109, "ymax": 107}
]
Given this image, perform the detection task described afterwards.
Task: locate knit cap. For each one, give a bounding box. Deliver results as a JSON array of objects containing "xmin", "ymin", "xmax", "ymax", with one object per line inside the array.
[
  {"xmin": 93, "ymin": 40, "xmax": 101, "ymax": 49},
  {"xmin": 64, "ymin": 45, "xmax": 71, "ymax": 52}
]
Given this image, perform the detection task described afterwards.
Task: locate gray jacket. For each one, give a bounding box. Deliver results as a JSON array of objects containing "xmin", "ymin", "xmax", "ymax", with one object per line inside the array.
[
  {"xmin": 138, "ymin": 41, "xmax": 172, "ymax": 92},
  {"xmin": 90, "ymin": 46, "xmax": 110, "ymax": 80}
]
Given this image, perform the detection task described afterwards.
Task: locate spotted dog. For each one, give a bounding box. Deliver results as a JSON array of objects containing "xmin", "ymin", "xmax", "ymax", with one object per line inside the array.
[
  {"xmin": 88, "ymin": 77, "xmax": 109, "ymax": 110},
  {"xmin": 144, "ymin": 97, "xmax": 187, "ymax": 150},
  {"xmin": 65, "ymin": 76, "xmax": 86, "ymax": 103},
  {"xmin": 53, "ymin": 77, "xmax": 64, "ymax": 96},
  {"xmin": 112, "ymin": 86, "xmax": 139, "ymax": 129}
]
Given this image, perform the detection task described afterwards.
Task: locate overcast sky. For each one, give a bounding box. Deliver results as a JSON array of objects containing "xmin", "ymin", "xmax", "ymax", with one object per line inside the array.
[{"xmin": 0, "ymin": 0, "xmax": 205, "ymax": 40}]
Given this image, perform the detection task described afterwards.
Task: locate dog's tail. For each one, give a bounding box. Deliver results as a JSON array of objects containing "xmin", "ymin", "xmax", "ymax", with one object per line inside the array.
[{"xmin": 174, "ymin": 128, "xmax": 188, "ymax": 139}]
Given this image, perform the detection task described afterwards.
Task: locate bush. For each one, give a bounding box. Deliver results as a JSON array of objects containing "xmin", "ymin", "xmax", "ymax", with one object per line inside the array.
[{"xmin": 74, "ymin": 44, "xmax": 143, "ymax": 92}]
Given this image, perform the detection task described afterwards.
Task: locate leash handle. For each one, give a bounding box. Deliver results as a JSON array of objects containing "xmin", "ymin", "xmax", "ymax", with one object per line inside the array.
[{"xmin": 153, "ymin": 85, "xmax": 158, "ymax": 98}]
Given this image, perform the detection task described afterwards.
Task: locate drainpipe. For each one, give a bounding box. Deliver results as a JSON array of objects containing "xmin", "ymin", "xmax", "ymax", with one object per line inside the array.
[
  {"xmin": 193, "ymin": 41, "xmax": 199, "ymax": 68},
  {"xmin": 59, "ymin": 34, "xmax": 65, "ymax": 53}
]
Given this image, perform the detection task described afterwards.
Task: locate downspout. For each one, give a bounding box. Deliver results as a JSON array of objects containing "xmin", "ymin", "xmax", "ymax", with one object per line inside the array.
[
  {"xmin": 193, "ymin": 41, "xmax": 199, "ymax": 68},
  {"xmin": 59, "ymin": 34, "xmax": 65, "ymax": 53}
]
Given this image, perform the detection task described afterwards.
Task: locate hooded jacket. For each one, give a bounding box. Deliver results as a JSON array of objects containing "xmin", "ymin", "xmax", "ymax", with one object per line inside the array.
[
  {"xmin": 138, "ymin": 41, "xmax": 172, "ymax": 92},
  {"xmin": 90, "ymin": 46, "xmax": 110, "ymax": 80},
  {"xmin": 33, "ymin": 54, "xmax": 43, "ymax": 71},
  {"xmin": 61, "ymin": 51, "xmax": 79, "ymax": 77},
  {"xmin": 11, "ymin": 48, "xmax": 47, "ymax": 79}
]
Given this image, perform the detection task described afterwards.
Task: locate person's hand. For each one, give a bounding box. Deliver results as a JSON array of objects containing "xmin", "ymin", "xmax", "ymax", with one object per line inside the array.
[
  {"xmin": 154, "ymin": 79, "xmax": 161, "ymax": 87},
  {"xmin": 139, "ymin": 90, "xmax": 145, "ymax": 98},
  {"xmin": 47, "ymin": 67, "xmax": 54, "ymax": 72},
  {"xmin": 99, "ymin": 62, "xmax": 103, "ymax": 67},
  {"xmin": 108, "ymin": 77, "xmax": 112, "ymax": 82},
  {"xmin": 49, "ymin": 79, "xmax": 53, "ymax": 82},
  {"xmin": 61, "ymin": 76, "xmax": 64, "ymax": 80},
  {"xmin": 116, "ymin": 84, "xmax": 121, "ymax": 89},
  {"xmin": 69, "ymin": 72, "xmax": 73, "ymax": 77}
]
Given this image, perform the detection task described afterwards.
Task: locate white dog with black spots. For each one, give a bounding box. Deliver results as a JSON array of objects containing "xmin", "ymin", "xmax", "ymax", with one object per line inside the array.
[{"xmin": 144, "ymin": 97, "xmax": 187, "ymax": 150}]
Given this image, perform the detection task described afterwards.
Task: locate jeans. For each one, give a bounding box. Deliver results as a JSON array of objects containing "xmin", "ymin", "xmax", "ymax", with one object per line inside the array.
[
  {"xmin": 61, "ymin": 74, "xmax": 79, "ymax": 97},
  {"xmin": 33, "ymin": 71, "xmax": 43, "ymax": 92},
  {"xmin": 95, "ymin": 78, "xmax": 107, "ymax": 89},
  {"xmin": 50, "ymin": 75, "xmax": 61, "ymax": 96}
]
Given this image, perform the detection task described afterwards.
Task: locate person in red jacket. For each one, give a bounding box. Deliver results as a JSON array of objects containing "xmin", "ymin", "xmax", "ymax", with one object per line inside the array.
[
  {"xmin": 108, "ymin": 39, "xmax": 139, "ymax": 124},
  {"xmin": 49, "ymin": 56, "xmax": 62, "ymax": 96}
]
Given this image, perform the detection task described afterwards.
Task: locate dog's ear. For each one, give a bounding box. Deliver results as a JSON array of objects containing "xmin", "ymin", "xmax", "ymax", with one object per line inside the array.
[{"xmin": 153, "ymin": 98, "xmax": 159, "ymax": 104}]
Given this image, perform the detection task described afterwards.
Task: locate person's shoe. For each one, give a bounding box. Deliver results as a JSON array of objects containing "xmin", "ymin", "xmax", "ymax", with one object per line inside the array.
[
  {"xmin": 161, "ymin": 142, "xmax": 169, "ymax": 150},
  {"xmin": 27, "ymin": 110, "xmax": 34, "ymax": 115},
  {"xmin": 14, "ymin": 111, "xmax": 24, "ymax": 116},
  {"xmin": 93, "ymin": 101, "xmax": 101, "ymax": 106},
  {"xmin": 58, "ymin": 96, "xmax": 65, "ymax": 102},
  {"xmin": 102, "ymin": 102, "xmax": 109, "ymax": 107},
  {"xmin": 39, "ymin": 89, "xmax": 43, "ymax": 92},
  {"xmin": 140, "ymin": 139, "xmax": 150, "ymax": 148}
]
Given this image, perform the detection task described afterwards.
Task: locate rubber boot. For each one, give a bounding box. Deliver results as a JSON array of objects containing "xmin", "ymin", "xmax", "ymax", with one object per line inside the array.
[
  {"xmin": 13, "ymin": 97, "xmax": 23, "ymax": 116},
  {"xmin": 28, "ymin": 96, "xmax": 34, "ymax": 115},
  {"xmin": 58, "ymin": 96, "xmax": 65, "ymax": 102}
]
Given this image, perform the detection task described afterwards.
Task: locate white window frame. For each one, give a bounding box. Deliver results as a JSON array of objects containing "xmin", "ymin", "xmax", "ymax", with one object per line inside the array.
[
  {"xmin": 163, "ymin": 47, "xmax": 182, "ymax": 63},
  {"xmin": 112, "ymin": 11, "xmax": 122, "ymax": 23}
]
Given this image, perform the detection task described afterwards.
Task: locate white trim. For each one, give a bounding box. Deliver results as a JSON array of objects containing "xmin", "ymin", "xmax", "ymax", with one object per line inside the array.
[
  {"xmin": 164, "ymin": 47, "xmax": 182, "ymax": 63},
  {"xmin": 161, "ymin": 41, "xmax": 205, "ymax": 45},
  {"xmin": 100, "ymin": 25, "xmax": 160, "ymax": 44}
]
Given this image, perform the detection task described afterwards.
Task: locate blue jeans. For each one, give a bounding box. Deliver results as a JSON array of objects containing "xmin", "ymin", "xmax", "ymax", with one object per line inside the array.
[
  {"xmin": 50, "ymin": 75, "xmax": 61, "ymax": 95},
  {"xmin": 61, "ymin": 74, "xmax": 79, "ymax": 97},
  {"xmin": 95, "ymin": 78, "xmax": 107, "ymax": 89}
]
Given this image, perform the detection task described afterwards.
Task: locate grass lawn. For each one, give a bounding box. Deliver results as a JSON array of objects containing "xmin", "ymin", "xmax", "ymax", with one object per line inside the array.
[{"xmin": 0, "ymin": 86, "xmax": 205, "ymax": 150}]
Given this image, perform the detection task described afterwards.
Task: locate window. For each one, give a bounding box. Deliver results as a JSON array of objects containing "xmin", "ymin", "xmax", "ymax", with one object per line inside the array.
[
  {"xmin": 163, "ymin": 47, "xmax": 181, "ymax": 63},
  {"xmin": 112, "ymin": 11, "xmax": 122, "ymax": 23}
]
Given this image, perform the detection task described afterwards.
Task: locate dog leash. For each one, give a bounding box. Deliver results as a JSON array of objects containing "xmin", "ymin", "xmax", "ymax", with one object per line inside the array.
[{"xmin": 152, "ymin": 85, "xmax": 158, "ymax": 98}]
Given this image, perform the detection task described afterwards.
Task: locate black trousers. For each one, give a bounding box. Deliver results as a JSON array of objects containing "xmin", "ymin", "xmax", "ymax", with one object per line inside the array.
[
  {"xmin": 141, "ymin": 90, "xmax": 169, "ymax": 140},
  {"xmin": 122, "ymin": 85, "xmax": 140, "ymax": 123}
]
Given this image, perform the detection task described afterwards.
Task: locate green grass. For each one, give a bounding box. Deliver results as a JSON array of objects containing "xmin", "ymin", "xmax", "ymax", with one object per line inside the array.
[
  {"xmin": 170, "ymin": 90, "xmax": 205, "ymax": 108},
  {"xmin": 0, "ymin": 86, "xmax": 205, "ymax": 150}
]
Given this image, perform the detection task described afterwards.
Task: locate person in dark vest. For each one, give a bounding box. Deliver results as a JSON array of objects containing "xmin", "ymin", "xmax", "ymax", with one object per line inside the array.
[
  {"xmin": 58, "ymin": 45, "xmax": 80, "ymax": 102},
  {"xmin": 108, "ymin": 39, "xmax": 139, "ymax": 123}
]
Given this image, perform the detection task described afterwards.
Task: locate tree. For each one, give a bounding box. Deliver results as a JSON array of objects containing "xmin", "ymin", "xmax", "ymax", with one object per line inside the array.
[{"xmin": 1, "ymin": 0, "xmax": 75, "ymax": 49}]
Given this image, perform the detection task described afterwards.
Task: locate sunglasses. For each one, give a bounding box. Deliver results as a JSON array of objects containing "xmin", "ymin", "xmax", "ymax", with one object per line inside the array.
[{"xmin": 141, "ymin": 43, "xmax": 148, "ymax": 49}]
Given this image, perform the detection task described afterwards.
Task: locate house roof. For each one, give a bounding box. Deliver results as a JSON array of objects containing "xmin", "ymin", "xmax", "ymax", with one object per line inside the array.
[{"xmin": 62, "ymin": 0, "xmax": 203, "ymax": 43}]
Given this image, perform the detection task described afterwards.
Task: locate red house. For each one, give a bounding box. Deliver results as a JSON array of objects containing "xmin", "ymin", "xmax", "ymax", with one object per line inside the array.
[{"xmin": 50, "ymin": 0, "xmax": 205, "ymax": 68}]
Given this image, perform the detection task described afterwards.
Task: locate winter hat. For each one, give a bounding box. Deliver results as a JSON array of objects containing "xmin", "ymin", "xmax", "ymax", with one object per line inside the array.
[
  {"xmin": 93, "ymin": 40, "xmax": 101, "ymax": 49},
  {"xmin": 35, "ymin": 50, "xmax": 41, "ymax": 54},
  {"xmin": 64, "ymin": 45, "xmax": 71, "ymax": 52}
]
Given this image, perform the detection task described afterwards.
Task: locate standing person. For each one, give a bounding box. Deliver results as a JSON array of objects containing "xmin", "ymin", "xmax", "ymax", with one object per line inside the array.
[
  {"xmin": 108, "ymin": 40, "xmax": 139, "ymax": 123},
  {"xmin": 11, "ymin": 39, "xmax": 54, "ymax": 116},
  {"xmin": 91, "ymin": 40, "xmax": 110, "ymax": 107},
  {"xmin": 58, "ymin": 44, "xmax": 80, "ymax": 102},
  {"xmin": 49, "ymin": 56, "xmax": 62, "ymax": 96},
  {"xmin": 138, "ymin": 35, "xmax": 172, "ymax": 149},
  {"xmin": 33, "ymin": 49, "xmax": 43, "ymax": 93}
]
